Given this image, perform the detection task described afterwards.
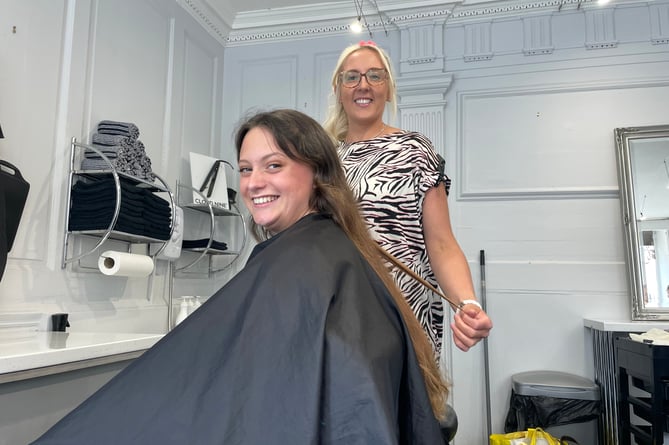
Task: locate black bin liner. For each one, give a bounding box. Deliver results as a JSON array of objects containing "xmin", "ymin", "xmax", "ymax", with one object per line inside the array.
[{"xmin": 504, "ymin": 390, "xmax": 601, "ymax": 432}]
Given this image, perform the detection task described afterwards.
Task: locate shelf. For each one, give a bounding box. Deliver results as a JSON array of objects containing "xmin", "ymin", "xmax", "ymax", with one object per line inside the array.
[
  {"xmin": 183, "ymin": 203, "xmax": 239, "ymax": 216},
  {"xmin": 172, "ymin": 181, "xmax": 247, "ymax": 275},
  {"xmin": 72, "ymin": 169, "xmax": 169, "ymax": 192},
  {"xmin": 61, "ymin": 137, "xmax": 175, "ymax": 269},
  {"xmin": 183, "ymin": 248, "xmax": 240, "ymax": 256},
  {"xmin": 69, "ymin": 230, "xmax": 169, "ymax": 244}
]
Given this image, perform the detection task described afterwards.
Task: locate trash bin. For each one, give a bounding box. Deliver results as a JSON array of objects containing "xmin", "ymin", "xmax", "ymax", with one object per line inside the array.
[{"xmin": 505, "ymin": 370, "xmax": 601, "ymax": 444}]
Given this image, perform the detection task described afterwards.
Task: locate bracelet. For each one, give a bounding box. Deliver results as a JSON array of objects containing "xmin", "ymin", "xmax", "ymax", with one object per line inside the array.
[{"xmin": 457, "ymin": 299, "xmax": 482, "ymax": 311}]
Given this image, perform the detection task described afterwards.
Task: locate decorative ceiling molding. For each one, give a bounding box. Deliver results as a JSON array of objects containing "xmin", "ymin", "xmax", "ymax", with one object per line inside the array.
[
  {"xmin": 180, "ymin": 0, "xmax": 646, "ymax": 47},
  {"xmin": 179, "ymin": 0, "xmax": 231, "ymax": 46}
]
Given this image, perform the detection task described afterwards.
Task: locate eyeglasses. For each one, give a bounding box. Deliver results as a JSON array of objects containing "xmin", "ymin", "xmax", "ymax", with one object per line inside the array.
[{"xmin": 339, "ymin": 69, "xmax": 388, "ymax": 88}]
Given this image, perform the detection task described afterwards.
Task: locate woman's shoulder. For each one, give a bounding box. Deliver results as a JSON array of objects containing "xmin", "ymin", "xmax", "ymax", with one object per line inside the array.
[
  {"xmin": 250, "ymin": 215, "xmax": 357, "ymax": 268},
  {"xmin": 390, "ymin": 130, "xmax": 433, "ymax": 145},
  {"xmin": 384, "ymin": 131, "xmax": 438, "ymax": 159}
]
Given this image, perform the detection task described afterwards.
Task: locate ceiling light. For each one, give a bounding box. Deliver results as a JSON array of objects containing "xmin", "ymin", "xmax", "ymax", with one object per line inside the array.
[
  {"xmin": 350, "ymin": 18, "xmax": 363, "ymax": 33},
  {"xmin": 350, "ymin": 0, "xmax": 372, "ymax": 38}
]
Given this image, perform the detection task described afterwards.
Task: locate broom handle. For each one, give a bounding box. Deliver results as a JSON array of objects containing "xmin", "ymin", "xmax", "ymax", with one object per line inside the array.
[{"xmin": 481, "ymin": 250, "xmax": 493, "ymax": 440}]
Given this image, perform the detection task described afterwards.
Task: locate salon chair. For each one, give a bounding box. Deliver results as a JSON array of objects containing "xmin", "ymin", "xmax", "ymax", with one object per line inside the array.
[{"xmin": 440, "ymin": 403, "xmax": 458, "ymax": 444}]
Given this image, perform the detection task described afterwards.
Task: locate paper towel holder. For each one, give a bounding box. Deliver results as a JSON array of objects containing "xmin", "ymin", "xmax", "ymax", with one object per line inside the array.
[{"xmin": 50, "ymin": 313, "xmax": 70, "ymax": 332}]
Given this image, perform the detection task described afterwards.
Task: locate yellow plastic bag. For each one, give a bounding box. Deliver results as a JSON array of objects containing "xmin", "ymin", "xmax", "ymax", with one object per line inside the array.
[{"xmin": 490, "ymin": 427, "xmax": 563, "ymax": 445}]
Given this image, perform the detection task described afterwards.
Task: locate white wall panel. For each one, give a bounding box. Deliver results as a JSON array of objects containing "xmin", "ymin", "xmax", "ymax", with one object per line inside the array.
[
  {"xmin": 312, "ymin": 51, "xmax": 340, "ymax": 124},
  {"xmin": 457, "ymin": 198, "xmax": 625, "ymax": 261},
  {"xmin": 552, "ymin": 10, "xmax": 587, "ymax": 49},
  {"xmin": 181, "ymin": 32, "xmax": 219, "ymax": 160},
  {"xmin": 239, "ymin": 56, "xmax": 298, "ymax": 114},
  {"xmin": 89, "ymin": 0, "xmax": 171, "ymax": 163},
  {"xmin": 458, "ymin": 83, "xmax": 669, "ymax": 198},
  {"xmin": 0, "ymin": 1, "xmax": 66, "ymax": 264}
]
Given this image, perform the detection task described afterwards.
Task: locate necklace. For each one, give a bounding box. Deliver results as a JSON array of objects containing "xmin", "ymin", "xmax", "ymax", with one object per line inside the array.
[
  {"xmin": 346, "ymin": 123, "xmax": 385, "ymax": 144},
  {"xmin": 372, "ymin": 124, "xmax": 386, "ymax": 139}
]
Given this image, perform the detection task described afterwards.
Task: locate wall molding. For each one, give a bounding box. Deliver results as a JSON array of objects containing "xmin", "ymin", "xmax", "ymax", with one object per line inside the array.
[
  {"xmin": 459, "ymin": 186, "xmax": 619, "ymax": 200},
  {"xmin": 215, "ymin": 0, "xmax": 633, "ymax": 47},
  {"xmin": 585, "ymin": 8, "xmax": 618, "ymax": 50},
  {"xmin": 179, "ymin": 0, "xmax": 230, "ymax": 45},
  {"xmin": 650, "ymin": 2, "xmax": 669, "ymax": 45},
  {"xmin": 522, "ymin": 14, "xmax": 554, "ymax": 55},
  {"xmin": 456, "ymin": 77, "xmax": 669, "ymax": 201},
  {"xmin": 464, "ymin": 22, "xmax": 494, "ymax": 62}
]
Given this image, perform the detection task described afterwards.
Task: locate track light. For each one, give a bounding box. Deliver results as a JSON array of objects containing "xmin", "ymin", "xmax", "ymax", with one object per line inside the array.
[{"xmin": 350, "ymin": 0, "xmax": 371, "ymax": 37}]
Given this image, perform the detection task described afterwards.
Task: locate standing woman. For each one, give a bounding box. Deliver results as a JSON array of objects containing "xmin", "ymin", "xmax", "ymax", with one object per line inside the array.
[{"xmin": 324, "ymin": 41, "xmax": 492, "ymax": 357}]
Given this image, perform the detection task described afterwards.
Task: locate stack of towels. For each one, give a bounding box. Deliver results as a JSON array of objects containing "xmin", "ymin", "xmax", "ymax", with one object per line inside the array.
[
  {"xmin": 68, "ymin": 176, "xmax": 172, "ymax": 241},
  {"xmin": 81, "ymin": 120, "xmax": 155, "ymax": 181}
]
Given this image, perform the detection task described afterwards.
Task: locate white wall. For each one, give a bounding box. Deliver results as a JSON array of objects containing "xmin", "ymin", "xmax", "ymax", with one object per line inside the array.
[
  {"xmin": 0, "ymin": 0, "xmax": 238, "ymax": 334},
  {"xmin": 220, "ymin": 2, "xmax": 669, "ymax": 443}
]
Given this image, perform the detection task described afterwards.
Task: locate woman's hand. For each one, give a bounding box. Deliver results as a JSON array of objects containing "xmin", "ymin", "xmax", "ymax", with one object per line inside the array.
[{"xmin": 450, "ymin": 305, "xmax": 492, "ymax": 352}]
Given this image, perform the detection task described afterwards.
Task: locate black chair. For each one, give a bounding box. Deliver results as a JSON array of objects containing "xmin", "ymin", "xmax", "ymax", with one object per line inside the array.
[{"xmin": 440, "ymin": 403, "xmax": 458, "ymax": 444}]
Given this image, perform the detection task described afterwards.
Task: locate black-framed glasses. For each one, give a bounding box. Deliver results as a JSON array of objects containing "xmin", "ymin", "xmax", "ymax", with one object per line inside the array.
[{"xmin": 339, "ymin": 69, "xmax": 388, "ymax": 88}]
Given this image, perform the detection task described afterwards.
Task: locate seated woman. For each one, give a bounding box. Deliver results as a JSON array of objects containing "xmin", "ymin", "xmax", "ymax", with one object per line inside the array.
[{"xmin": 32, "ymin": 109, "xmax": 448, "ymax": 445}]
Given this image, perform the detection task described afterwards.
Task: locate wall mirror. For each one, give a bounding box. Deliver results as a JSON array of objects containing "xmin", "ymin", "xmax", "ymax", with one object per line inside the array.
[{"xmin": 616, "ymin": 124, "xmax": 669, "ymax": 320}]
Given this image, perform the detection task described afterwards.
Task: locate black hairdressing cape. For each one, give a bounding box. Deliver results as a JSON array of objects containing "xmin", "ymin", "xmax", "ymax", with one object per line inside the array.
[{"xmin": 32, "ymin": 214, "xmax": 443, "ymax": 445}]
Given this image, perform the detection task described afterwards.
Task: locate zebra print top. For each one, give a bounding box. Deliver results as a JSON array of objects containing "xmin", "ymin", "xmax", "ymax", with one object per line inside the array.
[{"xmin": 338, "ymin": 131, "xmax": 451, "ymax": 356}]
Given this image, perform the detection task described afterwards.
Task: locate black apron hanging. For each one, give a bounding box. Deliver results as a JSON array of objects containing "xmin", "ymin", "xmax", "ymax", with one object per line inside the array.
[{"xmin": 0, "ymin": 160, "xmax": 30, "ymax": 281}]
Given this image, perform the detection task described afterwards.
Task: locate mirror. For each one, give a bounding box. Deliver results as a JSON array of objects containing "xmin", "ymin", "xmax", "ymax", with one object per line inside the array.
[{"xmin": 616, "ymin": 124, "xmax": 669, "ymax": 320}]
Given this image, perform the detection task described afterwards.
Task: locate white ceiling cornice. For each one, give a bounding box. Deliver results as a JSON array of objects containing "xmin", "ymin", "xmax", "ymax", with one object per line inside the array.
[
  {"xmin": 178, "ymin": 0, "xmax": 647, "ymax": 48},
  {"xmin": 230, "ymin": 0, "xmax": 466, "ymax": 30},
  {"xmin": 226, "ymin": 1, "xmax": 463, "ymax": 46},
  {"xmin": 179, "ymin": 0, "xmax": 231, "ymax": 45}
]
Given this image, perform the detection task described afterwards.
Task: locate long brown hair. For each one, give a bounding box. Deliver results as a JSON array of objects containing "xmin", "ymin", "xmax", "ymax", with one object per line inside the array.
[{"xmin": 234, "ymin": 109, "xmax": 448, "ymax": 420}]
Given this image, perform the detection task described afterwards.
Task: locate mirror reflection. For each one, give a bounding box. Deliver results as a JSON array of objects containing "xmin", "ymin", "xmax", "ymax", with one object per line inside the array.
[{"xmin": 616, "ymin": 125, "xmax": 669, "ymax": 319}]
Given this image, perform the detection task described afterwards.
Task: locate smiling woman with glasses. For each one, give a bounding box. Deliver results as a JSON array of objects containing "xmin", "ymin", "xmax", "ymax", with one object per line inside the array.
[
  {"xmin": 339, "ymin": 68, "xmax": 388, "ymax": 88},
  {"xmin": 324, "ymin": 40, "xmax": 492, "ymax": 364}
]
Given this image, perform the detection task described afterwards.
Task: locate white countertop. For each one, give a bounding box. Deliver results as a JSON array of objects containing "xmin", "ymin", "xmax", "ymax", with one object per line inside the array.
[
  {"xmin": 584, "ymin": 317, "xmax": 669, "ymax": 332},
  {"xmin": 0, "ymin": 331, "xmax": 164, "ymax": 377}
]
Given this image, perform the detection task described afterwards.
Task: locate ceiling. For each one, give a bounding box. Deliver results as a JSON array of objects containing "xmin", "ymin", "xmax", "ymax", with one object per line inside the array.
[
  {"xmin": 223, "ymin": 0, "xmax": 318, "ymax": 12},
  {"xmin": 196, "ymin": 0, "xmax": 610, "ymax": 44},
  {"xmin": 201, "ymin": 0, "xmax": 482, "ymax": 30},
  {"xmin": 204, "ymin": 0, "xmax": 339, "ymax": 27}
]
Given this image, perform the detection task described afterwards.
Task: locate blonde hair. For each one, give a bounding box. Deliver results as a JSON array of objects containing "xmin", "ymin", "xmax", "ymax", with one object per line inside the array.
[
  {"xmin": 323, "ymin": 43, "xmax": 398, "ymax": 142},
  {"xmin": 235, "ymin": 109, "xmax": 448, "ymax": 420}
]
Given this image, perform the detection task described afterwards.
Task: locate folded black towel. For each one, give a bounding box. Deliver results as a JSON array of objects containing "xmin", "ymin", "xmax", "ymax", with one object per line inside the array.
[
  {"xmin": 71, "ymin": 178, "xmax": 173, "ymax": 219},
  {"xmin": 72, "ymin": 177, "xmax": 150, "ymax": 199},
  {"xmin": 182, "ymin": 239, "xmax": 228, "ymax": 251},
  {"xmin": 69, "ymin": 211, "xmax": 171, "ymax": 240},
  {"xmin": 70, "ymin": 200, "xmax": 144, "ymax": 218}
]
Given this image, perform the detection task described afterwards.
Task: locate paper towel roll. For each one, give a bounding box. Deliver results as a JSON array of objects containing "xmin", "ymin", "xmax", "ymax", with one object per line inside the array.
[{"xmin": 98, "ymin": 251, "xmax": 154, "ymax": 277}]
